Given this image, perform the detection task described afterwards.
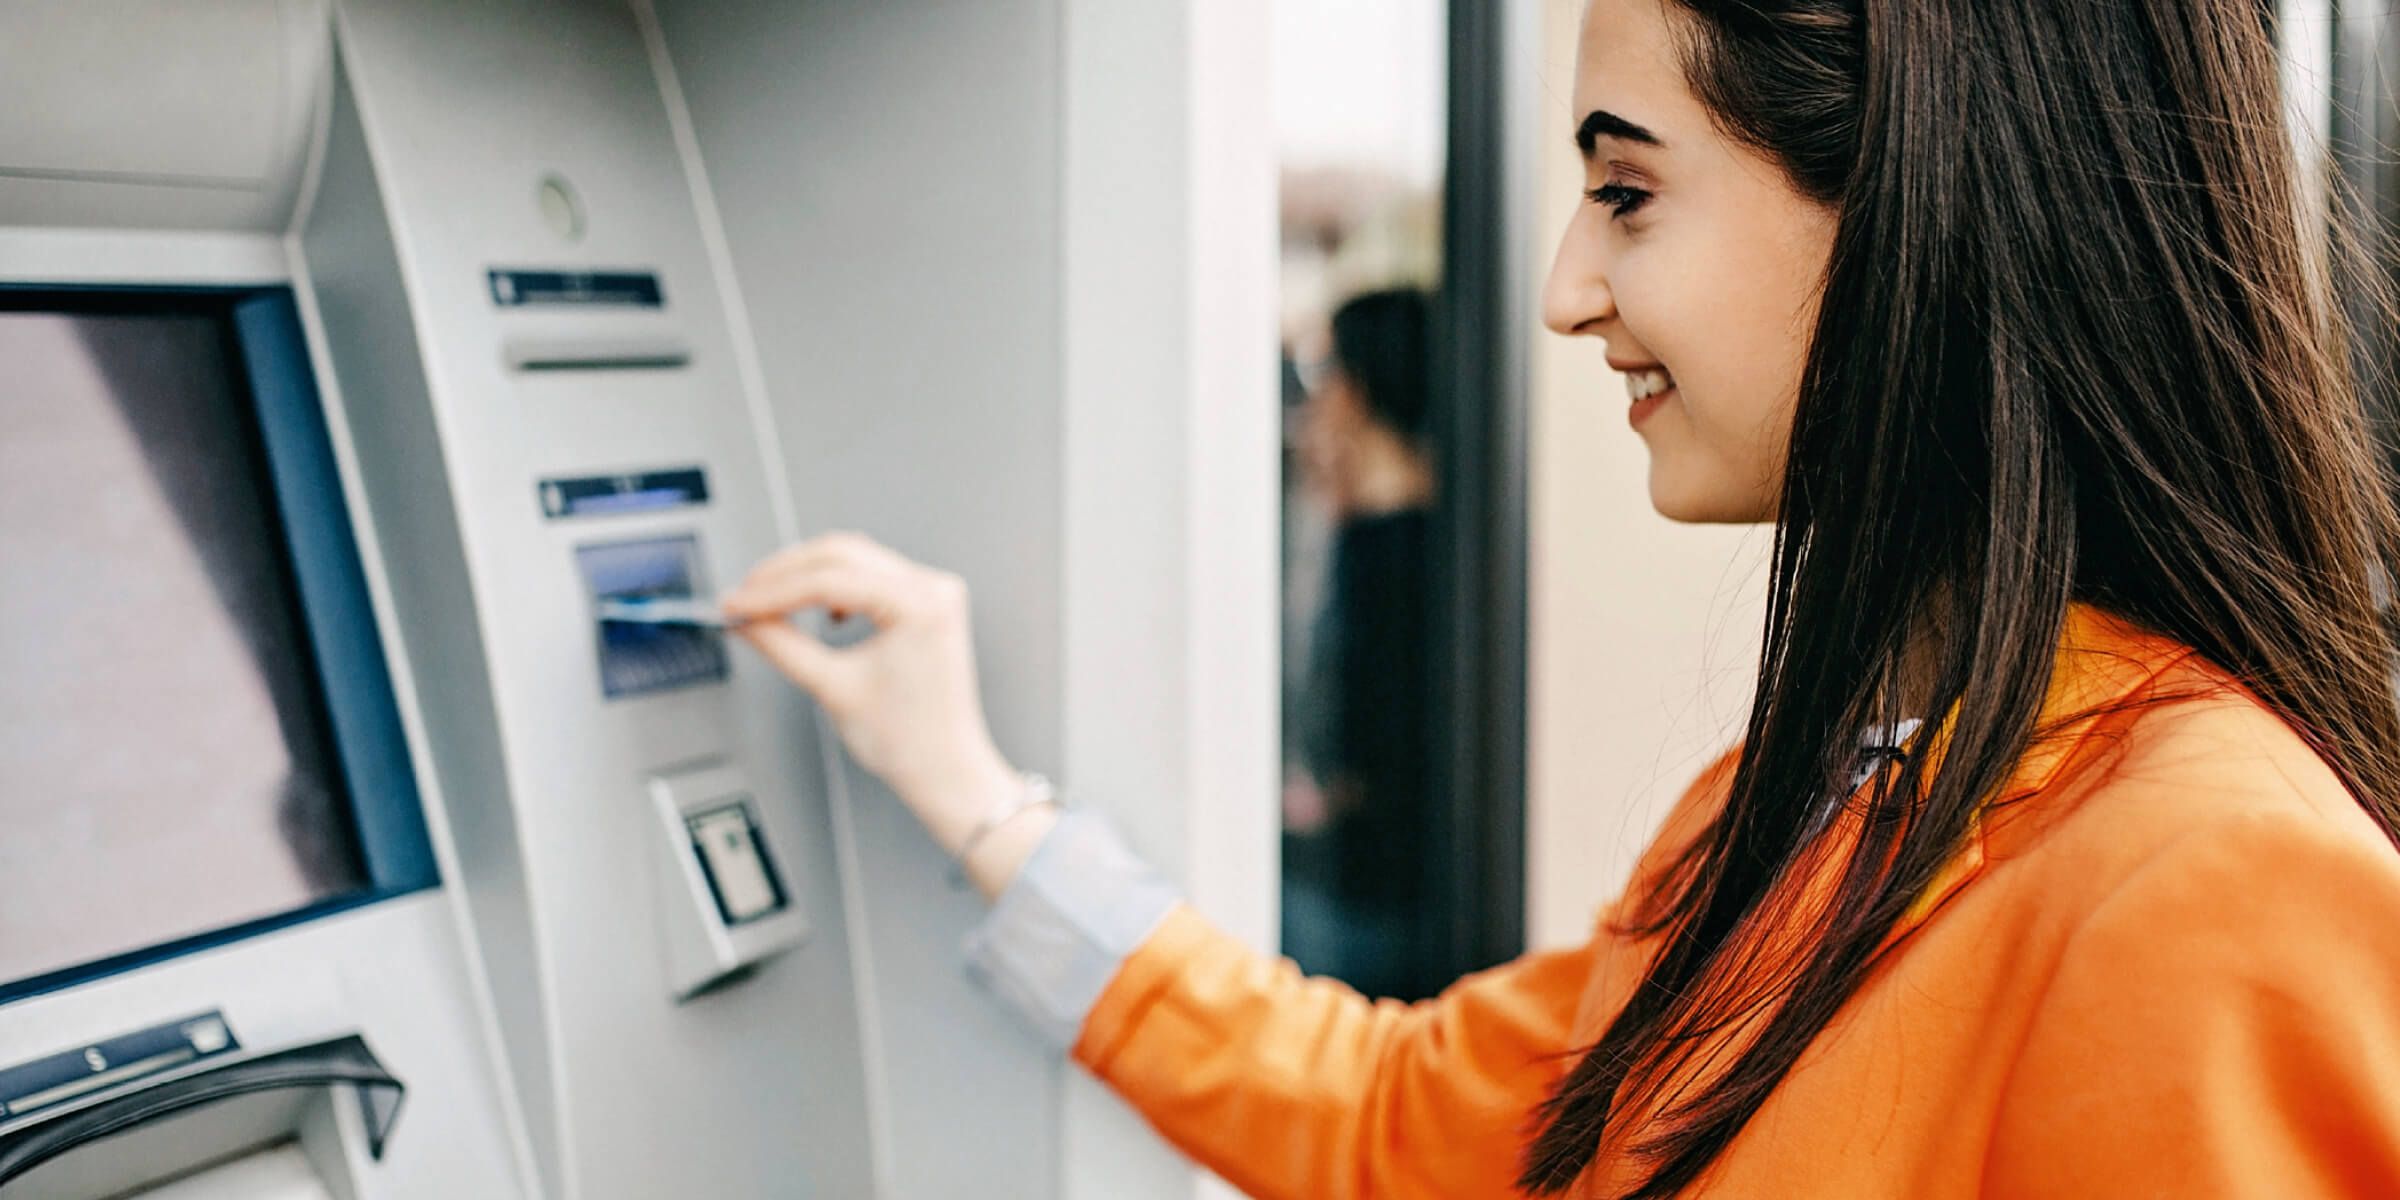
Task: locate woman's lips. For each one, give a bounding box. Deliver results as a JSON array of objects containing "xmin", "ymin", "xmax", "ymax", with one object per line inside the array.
[
  {"xmin": 1629, "ymin": 386, "xmax": 1673, "ymax": 428},
  {"xmin": 1623, "ymin": 366, "xmax": 1676, "ymax": 429}
]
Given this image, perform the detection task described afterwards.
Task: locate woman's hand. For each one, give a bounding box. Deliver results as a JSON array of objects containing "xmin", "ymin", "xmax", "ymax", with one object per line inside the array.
[{"xmin": 720, "ymin": 533, "xmax": 1040, "ymax": 888}]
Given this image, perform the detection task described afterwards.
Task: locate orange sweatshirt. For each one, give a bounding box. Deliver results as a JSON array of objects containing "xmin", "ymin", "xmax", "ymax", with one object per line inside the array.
[{"xmin": 1070, "ymin": 607, "xmax": 2400, "ymax": 1197}]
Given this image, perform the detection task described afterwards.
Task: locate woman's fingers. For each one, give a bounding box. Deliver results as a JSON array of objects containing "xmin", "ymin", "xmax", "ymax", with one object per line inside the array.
[
  {"xmin": 776, "ymin": 531, "xmax": 911, "ymax": 579},
  {"xmin": 724, "ymin": 531, "xmax": 825, "ymax": 587},
  {"xmin": 722, "ymin": 547, "xmax": 906, "ymax": 625},
  {"xmin": 726, "ymin": 531, "xmax": 1009, "ymax": 830}
]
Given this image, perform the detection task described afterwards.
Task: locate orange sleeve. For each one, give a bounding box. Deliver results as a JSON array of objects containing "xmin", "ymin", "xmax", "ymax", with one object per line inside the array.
[
  {"xmin": 1982, "ymin": 809, "xmax": 2400, "ymax": 1197},
  {"xmin": 1072, "ymin": 905, "xmax": 1601, "ymax": 1200},
  {"xmin": 1069, "ymin": 752, "xmax": 1735, "ymax": 1200}
]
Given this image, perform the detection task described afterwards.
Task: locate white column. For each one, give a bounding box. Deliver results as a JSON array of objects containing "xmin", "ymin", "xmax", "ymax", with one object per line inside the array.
[{"xmin": 1059, "ymin": 0, "xmax": 1280, "ymax": 1195}]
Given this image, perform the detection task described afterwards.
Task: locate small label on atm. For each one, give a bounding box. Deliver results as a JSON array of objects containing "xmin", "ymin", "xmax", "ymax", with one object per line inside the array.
[
  {"xmin": 540, "ymin": 467, "xmax": 710, "ymax": 519},
  {"xmin": 489, "ymin": 269, "xmax": 665, "ymax": 308},
  {"xmin": 0, "ymin": 1011, "xmax": 239, "ymax": 1121}
]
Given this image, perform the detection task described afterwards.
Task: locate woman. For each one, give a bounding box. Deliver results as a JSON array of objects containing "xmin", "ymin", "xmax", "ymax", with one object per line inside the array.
[
  {"xmin": 722, "ymin": 0, "xmax": 2400, "ymax": 1195},
  {"xmin": 1286, "ymin": 287, "xmax": 1444, "ymax": 1000}
]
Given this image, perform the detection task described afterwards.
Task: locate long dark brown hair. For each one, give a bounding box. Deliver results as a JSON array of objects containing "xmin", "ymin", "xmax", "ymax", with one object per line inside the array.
[{"xmin": 1520, "ymin": 1, "xmax": 2400, "ymax": 1195}]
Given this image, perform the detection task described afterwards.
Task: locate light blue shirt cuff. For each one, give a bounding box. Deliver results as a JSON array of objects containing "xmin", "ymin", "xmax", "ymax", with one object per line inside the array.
[{"xmin": 961, "ymin": 808, "xmax": 1181, "ymax": 1052}]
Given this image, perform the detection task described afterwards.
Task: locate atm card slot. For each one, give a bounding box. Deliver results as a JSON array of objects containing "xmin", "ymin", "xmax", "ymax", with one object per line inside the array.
[
  {"xmin": 597, "ymin": 597, "xmax": 727, "ymax": 628},
  {"xmin": 576, "ymin": 535, "xmax": 730, "ymax": 699}
]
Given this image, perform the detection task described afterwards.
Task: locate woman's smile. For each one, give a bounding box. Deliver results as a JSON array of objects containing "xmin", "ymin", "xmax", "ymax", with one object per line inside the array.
[{"xmin": 1619, "ymin": 363, "xmax": 1676, "ymax": 428}]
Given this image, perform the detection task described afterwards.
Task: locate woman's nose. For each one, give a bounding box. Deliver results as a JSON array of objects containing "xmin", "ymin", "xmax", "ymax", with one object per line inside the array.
[{"xmin": 1542, "ymin": 220, "xmax": 1616, "ymax": 337}]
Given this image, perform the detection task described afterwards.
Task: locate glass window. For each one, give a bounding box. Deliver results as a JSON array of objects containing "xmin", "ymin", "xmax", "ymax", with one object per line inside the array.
[
  {"xmin": 1277, "ymin": 0, "xmax": 1527, "ymax": 1000},
  {"xmin": 2323, "ymin": 2, "xmax": 2400, "ymax": 450}
]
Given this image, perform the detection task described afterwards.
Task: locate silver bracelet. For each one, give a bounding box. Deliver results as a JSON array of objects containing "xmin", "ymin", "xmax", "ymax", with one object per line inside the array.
[{"xmin": 948, "ymin": 772, "xmax": 1059, "ymax": 889}]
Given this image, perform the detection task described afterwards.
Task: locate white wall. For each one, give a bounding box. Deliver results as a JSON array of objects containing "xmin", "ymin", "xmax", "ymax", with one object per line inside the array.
[
  {"xmin": 1059, "ymin": 2, "xmax": 1278, "ymax": 1198},
  {"xmin": 1524, "ymin": 0, "xmax": 1769, "ymax": 950}
]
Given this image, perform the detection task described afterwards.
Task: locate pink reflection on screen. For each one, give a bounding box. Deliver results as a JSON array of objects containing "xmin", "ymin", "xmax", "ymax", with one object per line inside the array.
[{"xmin": 0, "ymin": 310, "xmax": 366, "ymax": 985}]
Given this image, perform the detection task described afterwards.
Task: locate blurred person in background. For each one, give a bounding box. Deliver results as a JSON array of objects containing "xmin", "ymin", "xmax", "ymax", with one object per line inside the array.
[{"xmin": 1283, "ymin": 288, "xmax": 1443, "ymax": 1001}]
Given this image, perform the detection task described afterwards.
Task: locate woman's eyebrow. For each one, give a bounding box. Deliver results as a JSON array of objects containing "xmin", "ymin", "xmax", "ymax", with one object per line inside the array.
[{"xmin": 1576, "ymin": 109, "xmax": 1665, "ymax": 157}]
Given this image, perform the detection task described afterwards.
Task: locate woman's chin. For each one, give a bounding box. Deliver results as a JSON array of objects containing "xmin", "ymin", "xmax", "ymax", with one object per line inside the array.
[{"xmin": 1647, "ymin": 466, "xmax": 1776, "ymax": 525}]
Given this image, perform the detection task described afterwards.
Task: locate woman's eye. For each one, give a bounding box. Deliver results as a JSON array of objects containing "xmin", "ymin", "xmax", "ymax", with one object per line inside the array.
[{"xmin": 1585, "ymin": 183, "xmax": 1653, "ymax": 219}]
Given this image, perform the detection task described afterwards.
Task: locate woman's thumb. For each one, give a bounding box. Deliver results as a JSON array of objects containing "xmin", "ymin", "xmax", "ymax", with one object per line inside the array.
[{"xmin": 736, "ymin": 619, "xmax": 855, "ymax": 715}]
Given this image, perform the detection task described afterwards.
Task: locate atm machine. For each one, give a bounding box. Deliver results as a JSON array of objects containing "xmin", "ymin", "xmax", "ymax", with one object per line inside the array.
[
  {"xmin": 0, "ymin": 0, "xmax": 1275, "ymax": 1196},
  {"xmin": 0, "ymin": 0, "xmax": 881, "ymax": 1194}
]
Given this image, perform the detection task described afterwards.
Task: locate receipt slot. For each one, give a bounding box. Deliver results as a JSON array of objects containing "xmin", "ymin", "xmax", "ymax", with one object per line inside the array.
[{"xmin": 647, "ymin": 762, "xmax": 808, "ymax": 1000}]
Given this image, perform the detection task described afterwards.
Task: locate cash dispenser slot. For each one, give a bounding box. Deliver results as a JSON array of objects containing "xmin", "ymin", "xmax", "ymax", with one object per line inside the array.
[
  {"xmin": 0, "ymin": 1027, "xmax": 403, "ymax": 1199},
  {"xmin": 503, "ymin": 334, "xmax": 691, "ymax": 372}
]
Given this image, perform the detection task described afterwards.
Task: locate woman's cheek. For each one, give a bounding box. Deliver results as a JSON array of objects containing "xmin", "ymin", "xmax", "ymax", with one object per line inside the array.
[
  {"xmin": 1660, "ymin": 271, "xmax": 1789, "ymax": 519},
  {"xmin": 1607, "ymin": 251, "xmax": 1671, "ymax": 368}
]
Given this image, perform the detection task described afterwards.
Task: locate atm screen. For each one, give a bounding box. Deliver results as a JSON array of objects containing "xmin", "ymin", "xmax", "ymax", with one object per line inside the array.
[{"xmin": 0, "ymin": 307, "xmax": 372, "ymax": 986}]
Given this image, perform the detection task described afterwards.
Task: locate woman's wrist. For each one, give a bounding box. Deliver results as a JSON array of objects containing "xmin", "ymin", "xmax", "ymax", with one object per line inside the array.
[
  {"xmin": 895, "ymin": 740, "xmax": 1064, "ymax": 901},
  {"xmin": 911, "ymin": 748, "xmax": 1025, "ymax": 858},
  {"xmin": 959, "ymin": 802, "xmax": 1061, "ymax": 902}
]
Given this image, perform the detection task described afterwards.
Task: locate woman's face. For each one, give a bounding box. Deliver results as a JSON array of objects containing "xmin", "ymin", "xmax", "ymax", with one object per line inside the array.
[
  {"xmin": 1298, "ymin": 363, "xmax": 1367, "ymax": 512},
  {"xmin": 1544, "ymin": 0, "xmax": 1840, "ymax": 524}
]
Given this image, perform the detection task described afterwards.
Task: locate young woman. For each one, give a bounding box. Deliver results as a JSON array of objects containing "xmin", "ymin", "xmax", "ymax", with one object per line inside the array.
[
  {"xmin": 722, "ymin": 0, "xmax": 2400, "ymax": 1195},
  {"xmin": 1286, "ymin": 287, "xmax": 1444, "ymax": 1000}
]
